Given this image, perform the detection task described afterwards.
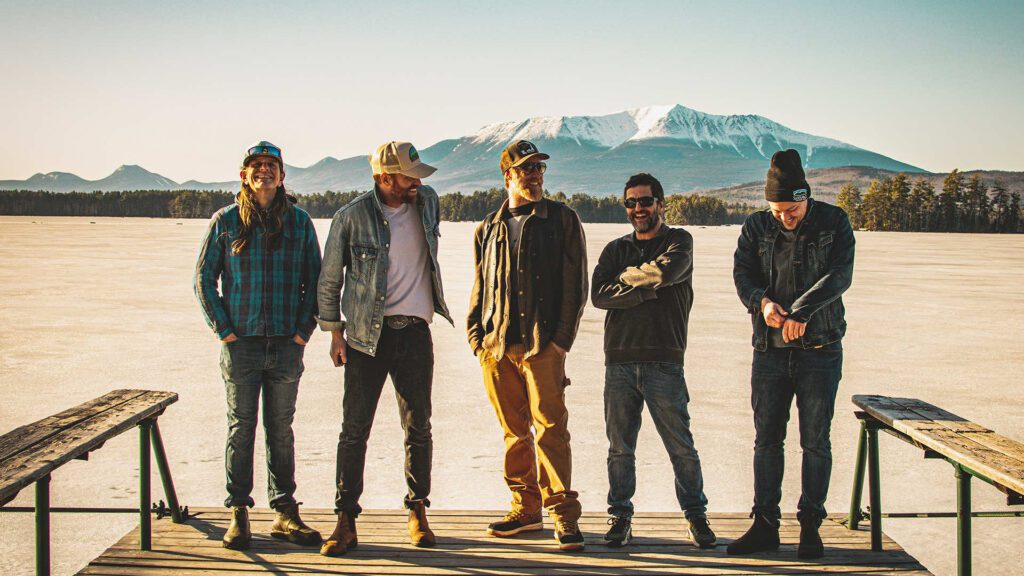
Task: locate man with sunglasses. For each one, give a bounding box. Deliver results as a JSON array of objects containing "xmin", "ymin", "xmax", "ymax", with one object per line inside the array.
[
  {"xmin": 317, "ymin": 141, "xmax": 452, "ymax": 556},
  {"xmin": 467, "ymin": 139, "xmax": 588, "ymax": 550},
  {"xmin": 591, "ymin": 173, "xmax": 716, "ymax": 549},
  {"xmin": 195, "ymin": 141, "xmax": 323, "ymax": 550},
  {"xmin": 729, "ymin": 149, "xmax": 855, "ymax": 559}
]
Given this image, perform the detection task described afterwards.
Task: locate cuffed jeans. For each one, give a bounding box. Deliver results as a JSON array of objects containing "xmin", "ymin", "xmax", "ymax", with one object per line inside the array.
[
  {"xmin": 335, "ymin": 323, "xmax": 433, "ymax": 517},
  {"xmin": 221, "ymin": 336, "xmax": 305, "ymax": 509},
  {"xmin": 480, "ymin": 343, "xmax": 581, "ymax": 522},
  {"xmin": 750, "ymin": 342, "xmax": 843, "ymax": 522},
  {"xmin": 605, "ymin": 362, "xmax": 709, "ymax": 519}
]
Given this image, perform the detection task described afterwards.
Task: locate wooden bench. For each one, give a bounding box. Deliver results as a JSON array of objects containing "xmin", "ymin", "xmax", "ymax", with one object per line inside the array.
[
  {"xmin": 0, "ymin": 389, "xmax": 185, "ymax": 576},
  {"xmin": 846, "ymin": 394, "xmax": 1024, "ymax": 576}
]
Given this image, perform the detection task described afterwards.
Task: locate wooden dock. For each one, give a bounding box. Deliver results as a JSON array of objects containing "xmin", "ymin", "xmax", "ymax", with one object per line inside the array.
[{"xmin": 76, "ymin": 508, "xmax": 931, "ymax": 575}]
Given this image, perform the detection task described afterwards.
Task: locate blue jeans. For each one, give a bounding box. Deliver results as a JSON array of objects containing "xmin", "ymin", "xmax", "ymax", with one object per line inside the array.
[
  {"xmin": 220, "ymin": 336, "xmax": 305, "ymax": 509},
  {"xmin": 750, "ymin": 343, "xmax": 843, "ymax": 522},
  {"xmin": 605, "ymin": 362, "xmax": 708, "ymax": 519},
  {"xmin": 335, "ymin": 323, "xmax": 434, "ymax": 516}
]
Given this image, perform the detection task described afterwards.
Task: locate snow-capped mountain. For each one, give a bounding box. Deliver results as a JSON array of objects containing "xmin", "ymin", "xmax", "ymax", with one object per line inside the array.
[{"xmin": 0, "ymin": 104, "xmax": 926, "ymax": 195}]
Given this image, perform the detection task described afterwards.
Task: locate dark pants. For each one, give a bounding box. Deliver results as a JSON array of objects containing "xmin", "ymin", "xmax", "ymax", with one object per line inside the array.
[
  {"xmin": 750, "ymin": 342, "xmax": 843, "ymax": 522},
  {"xmin": 220, "ymin": 336, "xmax": 305, "ymax": 509},
  {"xmin": 335, "ymin": 323, "xmax": 434, "ymax": 516},
  {"xmin": 605, "ymin": 362, "xmax": 708, "ymax": 519}
]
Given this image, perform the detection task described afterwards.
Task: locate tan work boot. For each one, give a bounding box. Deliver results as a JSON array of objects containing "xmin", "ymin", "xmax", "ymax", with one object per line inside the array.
[
  {"xmin": 223, "ymin": 506, "xmax": 251, "ymax": 550},
  {"xmin": 408, "ymin": 501, "xmax": 436, "ymax": 548},
  {"xmin": 320, "ymin": 512, "xmax": 358, "ymax": 557},
  {"xmin": 270, "ymin": 502, "xmax": 322, "ymax": 546}
]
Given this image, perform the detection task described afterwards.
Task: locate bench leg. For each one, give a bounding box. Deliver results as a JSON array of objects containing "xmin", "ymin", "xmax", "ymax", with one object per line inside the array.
[
  {"xmin": 149, "ymin": 420, "xmax": 184, "ymax": 523},
  {"xmin": 35, "ymin": 474, "xmax": 50, "ymax": 576},
  {"xmin": 956, "ymin": 465, "xmax": 972, "ymax": 576},
  {"xmin": 139, "ymin": 420, "xmax": 152, "ymax": 551},
  {"xmin": 867, "ymin": 426, "xmax": 883, "ymax": 551},
  {"xmin": 847, "ymin": 420, "xmax": 868, "ymax": 530}
]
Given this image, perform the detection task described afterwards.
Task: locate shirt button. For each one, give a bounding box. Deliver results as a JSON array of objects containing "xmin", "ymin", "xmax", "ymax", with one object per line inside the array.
[
  {"xmin": 374, "ymin": 323, "xmax": 380, "ymax": 328},
  {"xmin": 384, "ymin": 220, "xmax": 389, "ymax": 226},
  {"xmin": 378, "ymin": 296, "xmax": 384, "ymax": 301},
  {"xmin": 520, "ymin": 313, "xmax": 525, "ymax": 317},
  {"xmin": 518, "ymin": 291, "xmax": 524, "ymax": 295},
  {"xmin": 386, "ymin": 243, "xmax": 390, "ymax": 248}
]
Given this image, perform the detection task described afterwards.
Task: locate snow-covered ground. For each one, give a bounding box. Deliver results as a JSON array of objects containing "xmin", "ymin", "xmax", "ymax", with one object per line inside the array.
[{"xmin": 0, "ymin": 216, "xmax": 1020, "ymax": 576}]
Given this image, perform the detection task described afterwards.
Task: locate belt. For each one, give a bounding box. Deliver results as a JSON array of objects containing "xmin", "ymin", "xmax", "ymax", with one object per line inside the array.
[{"xmin": 384, "ymin": 315, "xmax": 425, "ymax": 330}]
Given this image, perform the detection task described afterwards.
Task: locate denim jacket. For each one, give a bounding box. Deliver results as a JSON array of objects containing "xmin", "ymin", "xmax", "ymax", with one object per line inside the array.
[
  {"xmin": 733, "ymin": 199, "xmax": 855, "ymax": 351},
  {"xmin": 316, "ymin": 185, "xmax": 452, "ymax": 356}
]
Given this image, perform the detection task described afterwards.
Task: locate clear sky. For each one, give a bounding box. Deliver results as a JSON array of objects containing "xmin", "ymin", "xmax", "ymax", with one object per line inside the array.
[{"xmin": 2, "ymin": 0, "xmax": 1022, "ymax": 182}]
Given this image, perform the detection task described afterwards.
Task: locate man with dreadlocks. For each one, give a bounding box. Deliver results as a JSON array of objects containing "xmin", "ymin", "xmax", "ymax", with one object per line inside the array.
[{"xmin": 195, "ymin": 141, "xmax": 323, "ymax": 551}]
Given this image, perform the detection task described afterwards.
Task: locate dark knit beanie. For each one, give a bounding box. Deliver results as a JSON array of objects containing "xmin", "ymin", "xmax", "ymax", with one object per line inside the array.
[{"xmin": 765, "ymin": 149, "xmax": 810, "ymax": 202}]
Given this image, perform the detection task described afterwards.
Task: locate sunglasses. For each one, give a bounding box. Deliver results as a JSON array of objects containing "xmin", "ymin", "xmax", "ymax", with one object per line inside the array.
[
  {"xmin": 623, "ymin": 196, "xmax": 657, "ymax": 209},
  {"xmin": 515, "ymin": 162, "xmax": 547, "ymax": 174},
  {"xmin": 247, "ymin": 144, "xmax": 282, "ymax": 160}
]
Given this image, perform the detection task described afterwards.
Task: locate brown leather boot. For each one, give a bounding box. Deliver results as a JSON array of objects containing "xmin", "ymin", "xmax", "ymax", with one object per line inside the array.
[
  {"xmin": 408, "ymin": 501, "xmax": 436, "ymax": 548},
  {"xmin": 270, "ymin": 502, "xmax": 322, "ymax": 546},
  {"xmin": 223, "ymin": 506, "xmax": 251, "ymax": 550},
  {"xmin": 320, "ymin": 512, "xmax": 357, "ymax": 557}
]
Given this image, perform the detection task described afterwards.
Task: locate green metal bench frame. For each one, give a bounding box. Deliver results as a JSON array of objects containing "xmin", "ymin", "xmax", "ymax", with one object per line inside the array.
[
  {"xmin": 845, "ymin": 397, "xmax": 1024, "ymax": 576},
  {"xmin": 0, "ymin": 390, "xmax": 186, "ymax": 576}
]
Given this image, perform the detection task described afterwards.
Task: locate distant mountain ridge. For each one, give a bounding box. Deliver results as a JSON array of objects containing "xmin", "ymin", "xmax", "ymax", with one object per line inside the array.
[{"xmin": 0, "ymin": 103, "xmax": 982, "ymax": 196}]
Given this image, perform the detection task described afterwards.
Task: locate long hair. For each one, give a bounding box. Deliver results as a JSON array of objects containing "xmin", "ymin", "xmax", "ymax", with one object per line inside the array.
[{"xmin": 231, "ymin": 183, "xmax": 290, "ymax": 255}]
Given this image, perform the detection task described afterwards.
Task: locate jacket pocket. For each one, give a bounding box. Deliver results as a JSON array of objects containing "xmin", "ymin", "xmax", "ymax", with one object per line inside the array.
[{"xmin": 350, "ymin": 244, "xmax": 378, "ymax": 282}]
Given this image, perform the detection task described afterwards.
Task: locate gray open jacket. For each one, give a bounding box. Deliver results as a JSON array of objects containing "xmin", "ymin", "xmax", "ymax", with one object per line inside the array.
[
  {"xmin": 316, "ymin": 185, "xmax": 452, "ymax": 357},
  {"xmin": 733, "ymin": 199, "xmax": 855, "ymax": 351}
]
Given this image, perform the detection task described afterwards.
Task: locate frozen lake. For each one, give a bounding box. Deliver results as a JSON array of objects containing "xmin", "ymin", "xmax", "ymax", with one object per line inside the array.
[{"xmin": 0, "ymin": 215, "xmax": 1021, "ymax": 575}]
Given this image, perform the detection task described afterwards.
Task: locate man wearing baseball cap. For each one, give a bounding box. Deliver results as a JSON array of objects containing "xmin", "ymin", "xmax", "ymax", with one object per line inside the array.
[
  {"xmin": 317, "ymin": 141, "xmax": 452, "ymax": 555},
  {"xmin": 467, "ymin": 139, "xmax": 588, "ymax": 550},
  {"xmin": 729, "ymin": 149, "xmax": 855, "ymax": 559},
  {"xmin": 195, "ymin": 141, "xmax": 323, "ymax": 550}
]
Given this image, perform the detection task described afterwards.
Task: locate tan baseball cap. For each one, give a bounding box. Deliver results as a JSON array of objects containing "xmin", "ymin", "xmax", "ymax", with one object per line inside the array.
[{"xmin": 369, "ymin": 141, "xmax": 436, "ymax": 179}]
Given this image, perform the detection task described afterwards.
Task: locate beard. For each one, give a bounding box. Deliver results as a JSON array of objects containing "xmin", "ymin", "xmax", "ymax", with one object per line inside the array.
[
  {"xmin": 630, "ymin": 211, "xmax": 661, "ymax": 233},
  {"xmin": 509, "ymin": 179, "xmax": 543, "ymax": 204}
]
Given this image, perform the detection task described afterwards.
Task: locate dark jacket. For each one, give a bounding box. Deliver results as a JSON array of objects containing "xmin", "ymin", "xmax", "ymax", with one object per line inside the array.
[
  {"xmin": 733, "ymin": 199, "xmax": 855, "ymax": 351},
  {"xmin": 467, "ymin": 198, "xmax": 588, "ymax": 359},
  {"xmin": 592, "ymin": 225, "xmax": 694, "ymax": 365}
]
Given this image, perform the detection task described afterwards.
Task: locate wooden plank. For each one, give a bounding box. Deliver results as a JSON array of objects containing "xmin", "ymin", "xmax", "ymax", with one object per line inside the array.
[
  {"xmin": 0, "ymin": 390, "xmax": 178, "ymax": 504},
  {"xmin": 960, "ymin": 431, "xmax": 1024, "ymax": 466},
  {"xmin": 853, "ymin": 396, "xmax": 988, "ymax": 433},
  {"xmin": 79, "ymin": 566, "xmax": 930, "ymax": 576},
  {"xmin": 0, "ymin": 389, "xmax": 144, "ymax": 461},
  {"xmin": 915, "ymin": 428, "xmax": 1024, "ymax": 494}
]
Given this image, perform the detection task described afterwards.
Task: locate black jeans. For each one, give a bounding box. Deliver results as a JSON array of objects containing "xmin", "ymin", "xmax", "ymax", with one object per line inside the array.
[
  {"xmin": 334, "ymin": 323, "xmax": 434, "ymax": 516},
  {"xmin": 750, "ymin": 342, "xmax": 843, "ymax": 522}
]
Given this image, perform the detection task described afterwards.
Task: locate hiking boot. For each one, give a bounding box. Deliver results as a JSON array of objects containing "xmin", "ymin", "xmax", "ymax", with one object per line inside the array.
[
  {"xmin": 270, "ymin": 502, "xmax": 322, "ymax": 546},
  {"xmin": 798, "ymin": 516, "xmax": 824, "ymax": 559},
  {"xmin": 603, "ymin": 516, "xmax": 632, "ymax": 547},
  {"xmin": 687, "ymin": 516, "xmax": 717, "ymax": 548},
  {"xmin": 222, "ymin": 506, "xmax": 251, "ymax": 550},
  {"xmin": 726, "ymin": 514, "xmax": 780, "ymax": 555},
  {"xmin": 408, "ymin": 501, "xmax": 436, "ymax": 548},
  {"xmin": 320, "ymin": 512, "xmax": 358, "ymax": 557},
  {"xmin": 554, "ymin": 519, "xmax": 585, "ymax": 551},
  {"xmin": 486, "ymin": 510, "xmax": 543, "ymax": 537}
]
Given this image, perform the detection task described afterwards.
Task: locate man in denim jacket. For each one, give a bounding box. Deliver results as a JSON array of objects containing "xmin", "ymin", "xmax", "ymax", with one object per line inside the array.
[
  {"xmin": 728, "ymin": 149, "xmax": 855, "ymax": 560},
  {"xmin": 194, "ymin": 141, "xmax": 323, "ymax": 551},
  {"xmin": 316, "ymin": 141, "xmax": 452, "ymax": 556}
]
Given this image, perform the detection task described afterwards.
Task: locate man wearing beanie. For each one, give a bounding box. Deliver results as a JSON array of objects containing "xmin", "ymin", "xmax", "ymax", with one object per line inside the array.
[
  {"xmin": 729, "ymin": 149, "xmax": 855, "ymax": 559},
  {"xmin": 467, "ymin": 140, "xmax": 588, "ymax": 550},
  {"xmin": 194, "ymin": 141, "xmax": 323, "ymax": 550},
  {"xmin": 317, "ymin": 141, "xmax": 452, "ymax": 556}
]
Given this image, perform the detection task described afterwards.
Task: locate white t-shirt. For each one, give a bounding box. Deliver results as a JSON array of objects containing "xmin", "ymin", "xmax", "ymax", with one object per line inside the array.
[{"xmin": 380, "ymin": 202, "xmax": 434, "ymax": 322}]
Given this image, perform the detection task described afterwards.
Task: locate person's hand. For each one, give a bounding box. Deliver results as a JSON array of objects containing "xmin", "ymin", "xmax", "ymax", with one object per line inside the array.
[
  {"xmin": 782, "ymin": 318, "xmax": 807, "ymax": 343},
  {"xmin": 222, "ymin": 333, "xmax": 239, "ymax": 343},
  {"xmin": 330, "ymin": 330, "xmax": 348, "ymax": 367},
  {"xmin": 292, "ymin": 334, "xmax": 307, "ymax": 346},
  {"xmin": 761, "ymin": 297, "xmax": 788, "ymax": 328}
]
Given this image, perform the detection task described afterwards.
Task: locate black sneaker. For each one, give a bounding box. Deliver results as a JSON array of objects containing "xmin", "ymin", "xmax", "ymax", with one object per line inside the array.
[
  {"xmin": 603, "ymin": 516, "xmax": 632, "ymax": 547},
  {"xmin": 687, "ymin": 516, "xmax": 717, "ymax": 548},
  {"xmin": 726, "ymin": 515, "xmax": 780, "ymax": 555},
  {"xmin": 797, "ymin": 516, "xmax": 824, "ymax": 559},
  {"xmin": 487, "ymin": 510, "xmax": 543, "ymax": 537},
  {"xmin": 555, "ymin": 519, "xmax": 585, "ymax": 551}
]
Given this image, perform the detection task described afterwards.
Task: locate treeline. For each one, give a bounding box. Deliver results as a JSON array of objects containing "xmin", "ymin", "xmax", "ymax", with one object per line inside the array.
[
  {"xmin": 0, "ymin": 188, "xmax": 757, "ymax": 225},
  {"xmin": 837, "ymin": 170, "xmax": 1022, "ymax": 233}
]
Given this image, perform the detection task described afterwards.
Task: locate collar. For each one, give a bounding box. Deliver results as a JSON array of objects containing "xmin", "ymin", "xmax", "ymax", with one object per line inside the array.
[{"xmin": 492, "ymin": 196, "xmax": 550, "ymax": 224}]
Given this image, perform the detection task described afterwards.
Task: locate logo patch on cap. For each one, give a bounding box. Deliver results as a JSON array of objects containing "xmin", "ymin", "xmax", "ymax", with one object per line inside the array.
[
  {"xmin": 518, "ymin": 142, "xmax": 537, "ymax": 155},
  {"xmin": 408, "ymin": 145, "xmax": 419, "ymax": 162},
  {"xmin": 792, "ymin": 188, "xmax": 808, "ymax": 201}
]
